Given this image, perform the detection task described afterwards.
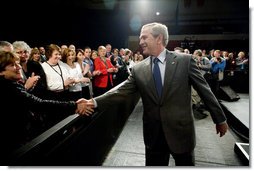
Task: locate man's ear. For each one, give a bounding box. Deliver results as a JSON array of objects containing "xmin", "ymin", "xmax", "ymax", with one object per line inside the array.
[{"xmin": 157, "ymin": 34, "xmax": 163, "ymax": 45}]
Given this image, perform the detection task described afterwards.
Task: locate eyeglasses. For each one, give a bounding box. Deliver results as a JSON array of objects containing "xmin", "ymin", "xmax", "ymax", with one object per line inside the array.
[{"xmin": 16, "ymin": 50, "xmax": 28, "ymax": 55}]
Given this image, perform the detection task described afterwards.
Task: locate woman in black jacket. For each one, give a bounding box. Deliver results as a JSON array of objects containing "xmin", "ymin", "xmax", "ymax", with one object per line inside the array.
[{"xmin": 0, "ymin": 51, "xmax": 94, "ymax": 164}]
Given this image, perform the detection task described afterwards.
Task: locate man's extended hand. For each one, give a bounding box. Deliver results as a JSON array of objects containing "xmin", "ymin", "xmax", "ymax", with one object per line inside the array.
[{"xmin": 75, "ymin": 98, "xmax": 95, "ymax": 116}]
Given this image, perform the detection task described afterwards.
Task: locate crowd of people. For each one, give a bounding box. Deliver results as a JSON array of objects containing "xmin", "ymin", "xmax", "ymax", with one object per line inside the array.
[
  {"xmin": 173, "ymin": 47, "xmax": 249, "ymax": 118},
  {"xmin": 0, "ymin": 40, "xmax": 145, "ymax": 164},
  {"xmin": 0, "ymin": 22, "xmax": 248, "ymax": 165}
]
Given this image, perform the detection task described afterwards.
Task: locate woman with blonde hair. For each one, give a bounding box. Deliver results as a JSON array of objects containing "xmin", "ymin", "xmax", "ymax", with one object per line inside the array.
[{"xmin": 93, "ymin": 45, "xmax": 118, "ymax": 96}]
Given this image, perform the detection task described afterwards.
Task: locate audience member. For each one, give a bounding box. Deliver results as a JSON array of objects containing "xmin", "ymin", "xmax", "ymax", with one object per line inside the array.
[
  {"xmin": 93, "ymin": 45, "xmax": 118, "ymax": 96},
  {"xmin": 0, "ymin": 51, "xmax": 93, "ymax": 164},
  {"xmin": 41, "ymin": 44, "xmax": 77, "ymax": 127},
  {"xmin": 0, "ymin": 41, "xmax": 13, "ymax": 52},
  {"xmin": 39, "ymin": 46, "xmax": 47, "ymax": 63},
  {"xmin": 208, "ymin": 50, "xmax": 226, "ymax": 97}
]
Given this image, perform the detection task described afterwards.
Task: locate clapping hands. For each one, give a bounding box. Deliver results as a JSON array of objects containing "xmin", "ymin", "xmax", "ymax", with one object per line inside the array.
[{"xmin": 24, "ymin": 72, "xmax": 40, "ymax": 90}]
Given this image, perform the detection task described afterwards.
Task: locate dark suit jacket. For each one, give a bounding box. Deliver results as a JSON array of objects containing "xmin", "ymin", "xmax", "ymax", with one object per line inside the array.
[{"xmin": 95, "ymin": 50, "xmax": 227, "ymax": 154}]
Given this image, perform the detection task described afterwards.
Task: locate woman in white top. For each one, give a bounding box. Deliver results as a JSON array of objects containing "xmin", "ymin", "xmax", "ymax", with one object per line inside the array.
[
  {"xmin": 41, "ymin": 44, "xmax": 76, "ymax": 126},
  {"xmin": 41, "ymin": 44, "xmax": 75, "ymax": 100},
  {"xmin": 76, "ymin": 48, "xmax": 91, "ymax": 99},
  {"xmin": 61, "ymin": 48, "xmax": 90, "ymax": 101}
]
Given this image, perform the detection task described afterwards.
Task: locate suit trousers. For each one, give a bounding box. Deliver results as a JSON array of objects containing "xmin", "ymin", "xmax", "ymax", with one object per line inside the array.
[{"xmin": 145, "ymin": 124, "xmax": 195, "ymax": 166}]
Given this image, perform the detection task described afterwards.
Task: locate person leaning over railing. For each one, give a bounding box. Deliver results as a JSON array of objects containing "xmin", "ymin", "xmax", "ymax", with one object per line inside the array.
[{"xmin": 0, "ymin": 51, "xmax": 94, "ymax": 165}]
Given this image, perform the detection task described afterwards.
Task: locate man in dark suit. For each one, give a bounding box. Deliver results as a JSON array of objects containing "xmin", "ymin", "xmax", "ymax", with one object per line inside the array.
[
  {"xmin": 39, "ymin": 46, "xmax": 47, "ymax": 63},
  {"xmin": 84, "ymin": 22, "xmax": 228, "ymax": 166}
]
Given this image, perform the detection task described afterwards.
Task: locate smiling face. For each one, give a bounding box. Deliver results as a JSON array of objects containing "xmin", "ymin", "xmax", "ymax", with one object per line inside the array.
[
  {"xmin": 76, "ymin": 51, "xmax": 85, "ymax": 61},
  {"xmin": 98, "ymin": 46, "xmax": 106, "ymax": 58},
  {"xmin": 48, "ymin": 50, "xmax": 61, "ymax": 65},
  {"xmin": 139, "ymin": 23, "xmax": 169, "ymax": 57},
  {"xmin": 84, "ymin": 48, "xmax": 91, "ymax": 58},
  {"xmin": 67, "ymin": 50, "xmax": 76, "ymax": 63},
  {"xmin": 0, "ymin": 52, "xmax": 22, "ymax": 81},
  {"xmin": 139, "ymin": 25, "xmax": 165, "ymax": 57},
  {"xmin": 2, "ymin": 62, "xmax": 22, "ymax": 81},
  {"xmin": 139, "ymin": 27, "xmax": 157, "ymax": 56},
  {"xmin": 15, "ymin": 48, "xmax": 29, "ymax": 64}
]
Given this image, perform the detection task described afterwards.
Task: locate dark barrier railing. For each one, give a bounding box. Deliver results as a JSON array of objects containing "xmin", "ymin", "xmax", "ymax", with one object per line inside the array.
[
  {"xmin": 10, "ymin": 83, "xmax": 140, "ymax": 166},
  {"xmin": 222, "ymin": 70, "xmax": 249, "ymax": 93},
  {"xmin": 220, "ymin": 103, "xmax": 249, "ymax": 142},
  {"xmin": 219, "ymin": 70, "xmax": 249, "ymax": 141}
]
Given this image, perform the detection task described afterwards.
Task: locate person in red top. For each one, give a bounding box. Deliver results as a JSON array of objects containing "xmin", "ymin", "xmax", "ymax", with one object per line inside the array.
[{"xmin": 93, "ymin": 45, "xmax": 118, "ymax": 97}]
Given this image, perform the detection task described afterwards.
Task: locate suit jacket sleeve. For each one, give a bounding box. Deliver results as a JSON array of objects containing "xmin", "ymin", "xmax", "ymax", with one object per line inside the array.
[
  {"xmin": 188, "ymin": 57, "xmax": 227, "ymax": 124},
  {"xmin": 95, "ymin": 70, "xmax": 139, "ymax": 110}
]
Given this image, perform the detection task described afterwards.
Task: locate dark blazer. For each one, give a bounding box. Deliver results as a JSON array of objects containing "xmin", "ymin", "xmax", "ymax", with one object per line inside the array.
[
  {"xmin": 0, "ymin": 76, "xmax": 77, "ymax": 164},
  {"xmin": 95, "ymin": 50, "xmax": 226, "ymax": 154},
  {"xmin": 27, "ymin": 60, "xmax": 47, "ymax": 97}
]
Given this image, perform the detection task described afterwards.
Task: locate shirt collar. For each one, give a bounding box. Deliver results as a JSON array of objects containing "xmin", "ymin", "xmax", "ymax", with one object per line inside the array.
[{"xmin": 154, "ymin": 48, "xmax": 166, "ymax": 63}]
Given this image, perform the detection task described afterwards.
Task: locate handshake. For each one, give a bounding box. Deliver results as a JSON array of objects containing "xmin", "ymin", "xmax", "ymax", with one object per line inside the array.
[{"xmin": 75, "ymin": 98, "xmax": 96, "ymax": 116}]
